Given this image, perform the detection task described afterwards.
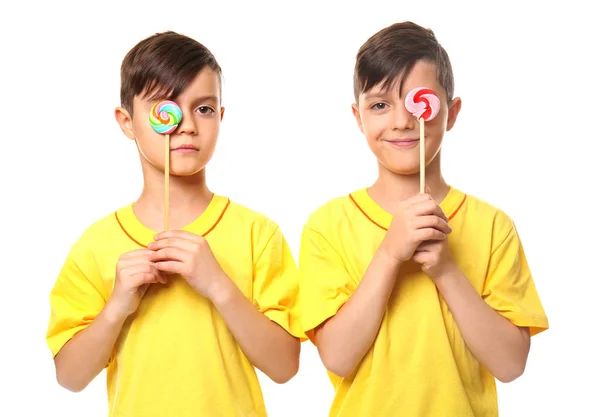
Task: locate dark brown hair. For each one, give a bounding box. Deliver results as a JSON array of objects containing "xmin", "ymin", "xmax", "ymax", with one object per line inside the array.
[
  {"xmin": 353, "ymin": 21, "xmax": 454, "ymax": 103},
  {"xmin": 120, "ymin": 31, "xmax": 222, "ymax": 116}
]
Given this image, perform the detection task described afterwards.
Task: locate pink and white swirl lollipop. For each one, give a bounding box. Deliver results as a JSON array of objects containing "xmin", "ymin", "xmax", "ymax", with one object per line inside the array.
[
  {"xmin": 405, "ymin": 87, "xmax": 441, "ymax": 193},
  {"xmin": 405, "ymin": 87, "xmax": 440, "ymax": 121}
]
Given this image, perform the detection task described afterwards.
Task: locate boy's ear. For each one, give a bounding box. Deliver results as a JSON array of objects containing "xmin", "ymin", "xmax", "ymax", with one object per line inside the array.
[
  {"xmin": 220, "ymin": 106, "xmax": 225, "ymax": 121},
  {"xmin": 351, "ymin": 103, "xmax": 364, "ymax": 133},
  {"xmin": 446, "ymin": 97, "xmax": 462, "ymax": 131},
  {"xmin": 115, "ymin": 107, "xmax": 136, "ymax": 140}
]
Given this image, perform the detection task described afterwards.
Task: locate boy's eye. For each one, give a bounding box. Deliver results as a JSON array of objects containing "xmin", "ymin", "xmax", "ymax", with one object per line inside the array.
[
  {"xmin": 196, "ymin": 106, "xmax": 215, "ymax": 115},
  {"xmin": 371, "ymin": 102, "xmax": 387, "ymax": 110}
]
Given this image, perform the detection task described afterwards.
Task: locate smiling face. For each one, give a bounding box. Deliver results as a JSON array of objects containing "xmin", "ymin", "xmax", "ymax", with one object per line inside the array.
[{"xmin": 352, "ymin": 60, "xmax": 461, "ymax": 176}]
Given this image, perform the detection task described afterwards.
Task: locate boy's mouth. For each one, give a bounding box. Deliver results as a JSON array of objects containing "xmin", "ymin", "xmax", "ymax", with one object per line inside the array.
[
  {"xmin": 171, "ymin": 144, "xmax": 199, "ymax": 152},
  {"xmin": 384, "ymin": 138, "xmax": 420, "ymax": 147}
]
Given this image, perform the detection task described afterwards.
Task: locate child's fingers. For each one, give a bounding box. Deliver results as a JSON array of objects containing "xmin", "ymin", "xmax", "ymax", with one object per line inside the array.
[
  {"xmin": 152, "ymin": 260, "xmax": 185, "ymax": 275},
  {"xmin": 148, "ymin": 237, "xmax": 197, "ymax": 252},
  {"xmin": 139, "ymin": 284, "xmax": 150, "ymax": 297},
  {"xmin": 412, "ymin": 199, "xmax": 448, "ymax": 222},
  {"xmin": 414, "ymin": 240, "xmax": 437, "ymax": 252},
  {"xmin": 117, "ymin": 250, "xmax": 158, "ymax": 270},
  {"xmin": 132, "ymin": 271, "xmax": 166, "ymax": 287},
  {"xmin": 153, "ymin": 229, "xmax": 204, "ymax": 243},
  {"xmin": 414, "ymin": 215, "xmax": 452, "ymax": 234},
  {"xmin": 415, "ymin": 228, "xmax": 447, "ymax": 243},
  {"xmin": 119, "ymin": 249, "xmax": 154, "ymax": 260},
  {"xmin": 148, "ymin": 247, "xmax": 188, "ymax": 263},
  {"xmin": 122, "ymin": 264, "xmax": 167, "ymax": 285}
]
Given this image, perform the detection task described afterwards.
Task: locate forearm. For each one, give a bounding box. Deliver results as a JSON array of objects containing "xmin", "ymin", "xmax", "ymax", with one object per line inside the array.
[
  {"xmin": 435, "ymin": 267, "xmax": 530, "ymax": 382},
  {"xmin": 315, "ymin": 248, "xmax": 401, "ymax": 378},
  {"xmin": 54, "ymin": 301, "xmax": 127, "ymax": 392},
  {"xmin": 210, "ymin": 276, "xmax": 300, "ymax": 384}
]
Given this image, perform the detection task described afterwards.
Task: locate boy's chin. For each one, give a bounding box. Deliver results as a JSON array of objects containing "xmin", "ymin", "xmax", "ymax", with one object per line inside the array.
[
  {"xmin": 169, "ymin": 166, "xmax": 207, "ymax": 177},
  {"xmin": 379, "ymin": 161, "xmax": 421, "ymax": 176}
]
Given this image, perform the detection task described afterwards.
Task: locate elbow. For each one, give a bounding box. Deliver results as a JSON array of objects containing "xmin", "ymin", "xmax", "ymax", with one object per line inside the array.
[
  {"xmin": 319, "ymin": 348, "xmax": 356, "ymax": 379},
  {"xmin": 55, "ymin": 367, "xmax": 87, "ymax": 393},
  {"xmin": 496, "ymin": 369, "xmax": 524, "ymax": 384},
  {"xmin": 56, "ymin": 375, "xmax": 86, "ymax": 393},
  {"xmin": 494, "ymin": 359, "xmax": 527, "ymax": 383},
  {"xmin": 325, "ymin": 363, "xmax": 354, "ymax": 379},
  {"xmin": 270, "ymin": 363, "xmax": 299, "ymax": 384},
  {"xmin": 325, "ymin": 365, "xmax": 353, "ymax": 379},
  {"xmin": 267, "ymin": 341, "xmax": 300, "ymax": 384},
  {"xmin": 495, "ymin": 336, "xmax": 530, "ymax": 383},
  {"xmin": 269, "ymin": 354, "xmax": 300, "ymax": 384}
]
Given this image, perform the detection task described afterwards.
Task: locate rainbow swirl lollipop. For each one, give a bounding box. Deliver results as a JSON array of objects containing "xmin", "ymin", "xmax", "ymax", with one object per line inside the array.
[
  {"xmin": 149, "ymin": 100, "xmax": 182, "ymax": 232},
  {"xmin": 405, "ymin": 87, "xmax": 440, "ymax": 121},
  {"xmin": 149, "ymin": 100, "xmax": 182, "ymax": 134}
]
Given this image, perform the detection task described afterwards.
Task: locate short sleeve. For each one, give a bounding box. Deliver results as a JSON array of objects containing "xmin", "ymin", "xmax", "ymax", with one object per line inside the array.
[
  {"xmin": 482, "ymin": 219, "xmax": 549, "ymax": 336},
  {"xmin": 46, "ymin": 240, "xmax": 108, "ymax": 357},
  {"xmin": 252, "ymin": 226, "xmax": 305, "ymax": 340},
  {"xmin": 298, "ymin": 226, "xmax": 355, "ymax": 342}
]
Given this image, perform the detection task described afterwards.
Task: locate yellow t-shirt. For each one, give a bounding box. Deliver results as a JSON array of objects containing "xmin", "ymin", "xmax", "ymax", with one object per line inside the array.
[
  {"xmin": 299, "ymin": 186, "xmax": 549, "ymax": 417},
  {"xmin": 47, "ymin": 194, "xmax": 303, "ymax": 417}
]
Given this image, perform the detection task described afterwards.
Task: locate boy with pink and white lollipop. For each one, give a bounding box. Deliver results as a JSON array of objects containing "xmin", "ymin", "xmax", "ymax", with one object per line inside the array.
[{"xmin": 299, "ymin": 21, "xmax": 548, "ymax": 417}]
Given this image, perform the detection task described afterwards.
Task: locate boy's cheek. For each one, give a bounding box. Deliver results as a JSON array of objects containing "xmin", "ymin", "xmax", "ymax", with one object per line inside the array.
[{"xmin": 133, "ymin": 122, "xmax": 158, "ymax": 142}]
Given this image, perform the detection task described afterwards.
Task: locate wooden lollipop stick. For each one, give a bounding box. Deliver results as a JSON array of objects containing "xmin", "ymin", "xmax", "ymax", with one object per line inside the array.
[
  {"xmin": 419, "ymin": 117, "xmax": 425, "ymax": 194},
  {"xmin": 149, "ymin": 100, "xmax": 181, "ymax": 231},
  {"xmin": 164, "ymin": 135, "xmax": 170, "ymax": 231},
  {"xmin": 405, "ymin": 87, "xmax": 440, "ymax": 195}
]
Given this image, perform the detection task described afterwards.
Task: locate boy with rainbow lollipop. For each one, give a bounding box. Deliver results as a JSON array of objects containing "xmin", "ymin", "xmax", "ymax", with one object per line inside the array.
[
  {"xmin": 298, "ymin": 21, "xmax": 549, "ymax": 417},
  {"xmin": 46, "ymin": 31, "xmax": 303, "ymax": 417}
]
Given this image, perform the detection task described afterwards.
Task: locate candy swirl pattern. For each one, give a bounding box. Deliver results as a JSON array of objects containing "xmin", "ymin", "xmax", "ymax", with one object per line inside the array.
[
  {"xmin": 404, "ymin": 88, "xmax": 440, "ymax": 121},
  {"xmin": 149, "ymin": 100, "xmax": 182, "ymax": 134}
]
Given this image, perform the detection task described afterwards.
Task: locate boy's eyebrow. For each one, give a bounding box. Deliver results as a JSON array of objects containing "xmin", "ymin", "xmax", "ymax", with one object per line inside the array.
[
  {"xmin": 190, "ymin": 95, "xmax": 219, "ymax": 106},
  {"xmin": 363, "ymin": 91, "xmax": 388, "ymax": 101}
]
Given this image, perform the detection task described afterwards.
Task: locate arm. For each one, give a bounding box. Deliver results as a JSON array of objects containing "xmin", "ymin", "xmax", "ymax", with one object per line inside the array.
[
  {"xmin": 413, "ymin": 219, "xmax": 540, "ymax": 383},
  {"xmin": 314, "ymin": 247, "xmax": 400, "ymax": 378},
  {"xmin": 305, "ymin": 193, "xmax": 450, "ymax": 378},
  {"xmin": 149, "ymin": 229, "xmax": 301, "ymax": 384},
  {"xmin": 52, "ymin": 248, "xmax": 166, "ymax": 391},
  {"xmin": 435, "ymin": 267, "xmax": 530, "ymax": 383},
  {"xmin": 211, "ymin": 278, "xmax": 300, "ymax": 383},
  {"xmin": 54, "ymin": 301, "xmax": 127, "ymax": 392}
]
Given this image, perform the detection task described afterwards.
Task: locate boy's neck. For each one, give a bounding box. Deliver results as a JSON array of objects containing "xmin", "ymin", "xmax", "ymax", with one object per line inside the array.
[
  {"xmin": 368, "ymin": 154, "xmax": 450, "ymax": 214},
  {"xmin": 134, "ymin": 168, "xmax": 213, "ymax": 231}
]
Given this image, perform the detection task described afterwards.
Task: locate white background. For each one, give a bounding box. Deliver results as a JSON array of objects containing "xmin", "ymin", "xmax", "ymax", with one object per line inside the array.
[{"xmin": 1, "ymin": 0, "xmax": 598, "ymax": 415}]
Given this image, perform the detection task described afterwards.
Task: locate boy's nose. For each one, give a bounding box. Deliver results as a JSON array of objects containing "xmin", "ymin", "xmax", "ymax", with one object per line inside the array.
[
  {"xmin": 393, "ymin": 106, "xmax": 417, "ymax": 131},
  {"xmin": 176, "ymin": 109, "xmax": 197, "ymax": 135}
]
